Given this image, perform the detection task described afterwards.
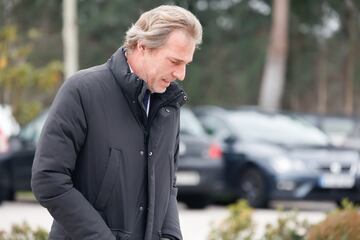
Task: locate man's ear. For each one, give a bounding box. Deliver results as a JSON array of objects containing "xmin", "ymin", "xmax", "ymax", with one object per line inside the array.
[{"xmin": 136, "ymin": 42, "xmax": 146, "ymax": 54}]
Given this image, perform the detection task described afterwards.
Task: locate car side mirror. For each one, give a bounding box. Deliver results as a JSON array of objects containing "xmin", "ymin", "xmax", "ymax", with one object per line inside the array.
[{"xmin": 204, "ymin": 127, "xmax": 215, "ymax": 136}]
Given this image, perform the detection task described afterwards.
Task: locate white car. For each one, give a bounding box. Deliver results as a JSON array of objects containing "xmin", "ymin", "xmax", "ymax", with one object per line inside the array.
[
  {"xmin": 0, "ymin": 105, "xmax": 20, "ymax": 137},
  {"xmin": 0, "ymin": 105, "xmax": 19, "ymax": 153},
  {"xmin": 0, "ymin": 127, "xmax": 8, "ymax": 153}
]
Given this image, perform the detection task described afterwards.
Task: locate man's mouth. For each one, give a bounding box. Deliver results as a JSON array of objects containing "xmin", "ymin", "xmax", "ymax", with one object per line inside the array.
[{"xmin": 162, "ymin": 79, "xmax": 171, "ymax": 86}]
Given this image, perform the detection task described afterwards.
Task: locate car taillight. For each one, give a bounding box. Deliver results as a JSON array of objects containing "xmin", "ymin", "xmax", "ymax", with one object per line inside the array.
[
  {"xmin": 208, "ymin": 143, "xmax": 222, "ymax": 160},
  {"xmin": 0, "ymin": 129, "xmax": 9, "ymax": 153}
]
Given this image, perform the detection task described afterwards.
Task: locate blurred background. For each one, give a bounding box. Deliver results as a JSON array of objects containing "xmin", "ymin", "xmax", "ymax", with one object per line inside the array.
[
  {"xmin": 1, "ymin": 0, "xmax": 360, "ymax": 239},
  {"xmin": 1, "ymin": 0, "xmax": 360, "ymax": 126}
]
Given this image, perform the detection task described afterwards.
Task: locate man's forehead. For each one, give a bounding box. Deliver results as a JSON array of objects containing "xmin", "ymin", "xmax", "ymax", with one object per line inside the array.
[{"xmin": 163, "ymin": 30, "xmax": 196, "ymax": 63}]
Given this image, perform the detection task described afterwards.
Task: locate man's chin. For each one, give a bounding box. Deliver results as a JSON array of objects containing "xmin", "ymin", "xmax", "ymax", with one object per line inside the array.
[{"xmin": 154, "ymin": 87, "xmax": 167, "ymax": 94}]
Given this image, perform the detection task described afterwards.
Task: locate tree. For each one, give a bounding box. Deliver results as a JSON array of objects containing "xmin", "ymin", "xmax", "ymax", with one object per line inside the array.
[
  {"xmin": 63, "ymin": 0, "xmax": 79, "ymax": 79},
  {"xmin": 259, "ymin": 0, "xmax": 289, "ymax": 111},
  {"xmin": 0, "ymin": 25, "xmax": 62, "ymax": 125},
  {"xmin": 2, "ymin": 0, "xmax": 359, "ymax": 115},
  {"xmin": 341, "ymin": 0, "xmax": 359, "ymax": 115},
  {"xmin": 286, "ymin": 0, "xmax": 360, "ymax": 115}
]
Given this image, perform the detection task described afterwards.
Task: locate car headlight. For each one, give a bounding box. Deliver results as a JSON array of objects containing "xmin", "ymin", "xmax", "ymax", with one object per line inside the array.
[{"xmin": 271, "ymin": 156, "xmax": 307, "ymax": 173}]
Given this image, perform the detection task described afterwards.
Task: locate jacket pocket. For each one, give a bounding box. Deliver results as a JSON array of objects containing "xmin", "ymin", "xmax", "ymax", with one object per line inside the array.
[
  {"xmin": 169, "ymin": 153, "xmax": 175, "ymax": 190},
  {"xmin": 97, "ymin": 147, "xmax": 141, "ymax": 233},
  {"xmin": 169, "ymin": 152, "xmax": 178, "ymax": 198},
  {"xmin": 94, "ymin": 148, "xmax": 121, "ymax": 211},
  {"xmin": 159, "ymin": 107, "xmax": 174, "ymax": 118}
]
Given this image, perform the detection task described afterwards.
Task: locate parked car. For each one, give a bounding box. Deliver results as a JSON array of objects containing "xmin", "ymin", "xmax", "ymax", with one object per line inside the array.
[
  {"xmin": 0, "ymin": 111, "xmax": 47, "ymax": 202},
  {"xmin": 0, "ymin": 104, "xmax": 19, "ymax": 154},
  {"xmin": 0, "ymin": 108, "xmax": 225, "ymax": 209},
  {"xmin": 0, "ymin": 104, "xmax": 20, "ymax": 137},
  {"xmin": 344, "ymin": 121, "xmax": 360, "ymax": 150},
  {"xmin": 289, "ymin": 112, "xmax": 360, "ymax": 149},
  {"xmin": 177, "ymin": 108, "xmax": 225, "ymax": 208},
  {"xmin": 193, "ymin": 106, "xmax": 360, "ymax": 208},
  {"xmin": 0, "ymin": 128, "xmax": 9, "ymax": 154}
]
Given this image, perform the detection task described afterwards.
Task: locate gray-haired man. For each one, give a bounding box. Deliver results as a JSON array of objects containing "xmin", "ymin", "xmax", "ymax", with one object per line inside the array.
[{"xmin": 32, "ymin": 5, "xmax": 202, "ymax": 240}]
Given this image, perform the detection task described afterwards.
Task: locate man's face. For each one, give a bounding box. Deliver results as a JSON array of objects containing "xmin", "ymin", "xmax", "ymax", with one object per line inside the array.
[{"xmin": 140, "ymin": 30, "xmax": 196, "ymax": 93}]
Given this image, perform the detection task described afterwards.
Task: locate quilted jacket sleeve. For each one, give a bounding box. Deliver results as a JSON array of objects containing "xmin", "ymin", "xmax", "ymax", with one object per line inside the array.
[{"xmin": 31, "ymin": 77, "xmax": 115, "ymax": 240}]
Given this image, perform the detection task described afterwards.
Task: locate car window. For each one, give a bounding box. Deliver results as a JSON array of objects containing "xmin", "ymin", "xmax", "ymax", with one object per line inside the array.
[
  {"xmin": 180, "ymin": 108, "xmax": 206, "ymax": 137},
  {"xmin": 349, "ymin": 123, "xmax": 360, "ymax": 138},
  {"xmin": 320, "ymin": 117, "xmax": 355, "ymax": 137},
  {"xmin": 19, "ymin": 111, "xmax": 48, "ymax": 143},
  {"xmin": 198, "ymin": 114, "xmax": 231, "ymax": 138},
  {"xmin": 227, "ymin": 111, "xmax": 329, "ymax": 146}
]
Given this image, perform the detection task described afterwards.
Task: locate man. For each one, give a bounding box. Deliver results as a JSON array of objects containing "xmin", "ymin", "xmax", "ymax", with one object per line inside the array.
[{"xmin": 31, "ymin": 5, "xmax": 202, "ymax": 240}]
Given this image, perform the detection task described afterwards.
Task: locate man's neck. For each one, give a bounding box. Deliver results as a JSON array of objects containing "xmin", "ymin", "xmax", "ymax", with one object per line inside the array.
[
  {"xmin": 126, "ymin": 49, "xmax": 152, "ymax": 92},
  {"xmin": 125, "ymin": 50, "xmax": 140, "ymax": 76}
]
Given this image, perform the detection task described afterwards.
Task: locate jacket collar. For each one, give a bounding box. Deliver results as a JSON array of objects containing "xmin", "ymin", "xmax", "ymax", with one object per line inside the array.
[{"xmin": 107, "ymin": 47, "xmax": 188, "ymax": 109}]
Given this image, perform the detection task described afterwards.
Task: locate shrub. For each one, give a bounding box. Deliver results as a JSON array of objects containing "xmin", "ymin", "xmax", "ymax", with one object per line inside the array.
[
  {"xmin": 208, "ymin": 200, "xmax": 254, "ymax": 240},
  {"xmin": 264, "ymin": 209, "xmax": 311, "ymax": 240},
  {"xmin": 210, "ymin": 199, "xmax": 360, "ymax": 240},
  {"xmin": 0, "ymin": 222, "xmax": 48, "ymax": 240},
  {"xmin": 307, "ymin": 200, "xmax": 360, "ymax": 240}
]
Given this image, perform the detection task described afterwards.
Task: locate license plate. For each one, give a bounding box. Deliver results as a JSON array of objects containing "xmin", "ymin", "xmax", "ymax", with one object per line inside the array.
[
  {"xmin": 319, "ymin": 174, "xmax": 355, "ymax": 189},
  {"xmin": 176, "ymin": 171, "xmax": 200, "ymax": 186}
]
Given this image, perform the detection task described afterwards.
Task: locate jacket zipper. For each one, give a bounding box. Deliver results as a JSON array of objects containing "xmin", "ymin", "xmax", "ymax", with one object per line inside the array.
[{"xmin": 144, "ymin": 89, "xmax": 185, "ymax": 171}]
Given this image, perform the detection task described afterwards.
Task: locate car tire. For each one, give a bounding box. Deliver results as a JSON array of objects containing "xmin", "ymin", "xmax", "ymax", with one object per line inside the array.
[
  {"xmin": 6, "ymin": 187, "xmax": 15, "ymax": 201},
  {"xmin": 0, "ymin": 168, "xmax": 12, "ymax": 204},
  {"xmin": 237, "ymin": 167, "xmax": 269, "ymax": 208},
  {"xmin": 0, "ymin": 177, "xmax": 6, "ymax": 205},
  {"xmin": 0, "ymin": 189, "xmax": 4, "ymax": 205}
]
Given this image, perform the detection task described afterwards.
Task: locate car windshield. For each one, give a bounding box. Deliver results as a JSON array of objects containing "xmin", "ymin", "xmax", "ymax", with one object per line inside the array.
[
  {"xmin": 19, "ymin": 111, "xmax": 48, "ymax": 143},
  {"xmin": 321, "ymin": 117, "xmax": 354, "ymax": 136},
  {"xmin": 227, "ymin": 111, "xmax": 329, "ymax": 146},
  {"xmin": 180, "ymin": 108, "xmax": 207, "ymax": 137}
]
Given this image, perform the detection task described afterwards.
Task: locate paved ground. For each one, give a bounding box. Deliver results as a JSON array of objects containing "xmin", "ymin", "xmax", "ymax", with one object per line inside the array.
[{"xmin": 0, "ymin": 200, "xmax": 333, "ymax": 239}]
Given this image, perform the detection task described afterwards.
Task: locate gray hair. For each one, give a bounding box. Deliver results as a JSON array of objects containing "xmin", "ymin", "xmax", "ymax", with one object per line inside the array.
[{"xmin": 123, "ymin": 5, "xmax": 203, "ymax": 51}]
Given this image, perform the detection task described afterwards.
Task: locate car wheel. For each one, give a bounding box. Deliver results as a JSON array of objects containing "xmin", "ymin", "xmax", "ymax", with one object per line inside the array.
[
  {"xmin": 0, "ymin": 178, "xmax": 6, "ymax": 205},
  {"xmin": 0, "ymin": 168, "xmax": 12, "ymax": 204},
  {"xmin": 6, "ymin": 187, "xmax": 15, "ymax": 201},
  {"xmin": 0, "ymin": 189, "xmax": 4, "ymax": 205},
  {"xmin": 237, "ymin": 168, "xmax": 268, "ymax": 208}
]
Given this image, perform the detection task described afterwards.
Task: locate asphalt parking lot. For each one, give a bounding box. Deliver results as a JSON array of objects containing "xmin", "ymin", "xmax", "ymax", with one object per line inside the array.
[{"xmin": 0, "ymin": 200, "xmax": 332, "ymax": 239}]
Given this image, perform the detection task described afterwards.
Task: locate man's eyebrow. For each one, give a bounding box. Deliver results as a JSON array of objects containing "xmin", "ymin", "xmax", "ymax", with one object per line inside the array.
[{"xmin": 169, "ymin": 57, "xmax": 192, "ymax": 64}]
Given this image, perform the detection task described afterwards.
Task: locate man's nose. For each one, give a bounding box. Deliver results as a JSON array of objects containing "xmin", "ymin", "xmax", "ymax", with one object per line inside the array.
[{"xmin": 173, "ymin": 65, "xmax": 186, "ymax": 81}]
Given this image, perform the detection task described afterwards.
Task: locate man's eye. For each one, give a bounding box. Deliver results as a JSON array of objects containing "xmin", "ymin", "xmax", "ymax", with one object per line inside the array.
[{"xmin": 170, "ymin": 60, "xmax": 180, "ymax": 65}]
